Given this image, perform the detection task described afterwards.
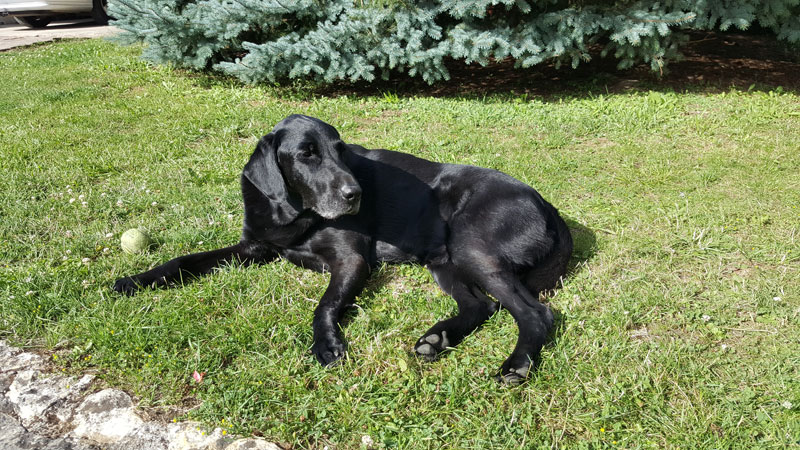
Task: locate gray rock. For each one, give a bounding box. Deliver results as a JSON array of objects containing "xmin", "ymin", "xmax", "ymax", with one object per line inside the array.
[
  {"xmin": 109, "ymin": 421, "xmax": 284, "ymax": 450},
  {"xmin": 0, "ymin": 372, "xmax": 16, "ymax": 393},
  {"xmin": 0, "ymin": 341, "xmax": 20, "ymax": 368},
  {"xmin": 0, "ymin": 373, "xmax": 16, "ymax": 414},
  {"xmin": 0, "ymin": 413, "xmax": 28, "ymax": 448},
  {"xmin": 0, "ymin": 396, "xmax": 13, "ymax": 416},
  {"xmin": 6, "ymin": 371, "xmax": 94, "ymax": 428},
  {"xmin": 71, "ymin": 389, "xmax": 144, "ymax": 444},
  {"xmin": 0, "ymin": 342, "xmax": 46, "ymax": 373},
  {"xmin": 109, "ymin": 422, "xmax": 170, "ymax": 450},
  {"xmin": 164, "ymin": 421, "xmax": 228, "ymax": 449},
  {"xmin": 0, "ymin": 413, "xmax": 97, "ymax": 450}
]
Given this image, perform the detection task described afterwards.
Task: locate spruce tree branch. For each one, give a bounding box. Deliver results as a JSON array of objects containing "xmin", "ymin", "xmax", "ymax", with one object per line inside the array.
[
  {"xmin": 628, "ymin": 13, "xmax": 696, "ymax": 24},
  {"xmin": 272, "ymin": 0, "xmax": 291, "ymax": 12}
]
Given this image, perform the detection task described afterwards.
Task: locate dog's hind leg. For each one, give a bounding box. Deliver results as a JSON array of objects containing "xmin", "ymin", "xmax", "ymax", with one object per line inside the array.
[
  {"xmin": 413, "ymin": 262, "xmax": 499, "ymax": 361},
  {"xmin": 477, "ymin": 271, "xmax": 554, "ymax": 385},
  {"xmin": 112, "ymin": 240, "xmax": 276, "ymax": 295}
]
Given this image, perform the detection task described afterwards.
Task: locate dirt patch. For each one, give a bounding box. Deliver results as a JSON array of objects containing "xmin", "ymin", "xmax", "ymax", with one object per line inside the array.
[
  {"xmin": 316, "ymin": 30, "xmax": 800, "ymax": 98},
  {"xmin": 662, "ymin": 31, "xmax": 799, "ymax": 91}
]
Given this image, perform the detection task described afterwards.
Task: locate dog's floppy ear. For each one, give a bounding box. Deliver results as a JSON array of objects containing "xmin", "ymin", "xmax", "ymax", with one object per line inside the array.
[{"xmin": 242, "ymin": 133, "xmax": 303, "ymax": 225}]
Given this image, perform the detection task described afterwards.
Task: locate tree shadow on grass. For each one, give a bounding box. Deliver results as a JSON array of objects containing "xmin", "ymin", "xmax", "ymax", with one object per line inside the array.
[{"xmin": 338, "ymin": 264, "xmax": 421, "ymax": 332}]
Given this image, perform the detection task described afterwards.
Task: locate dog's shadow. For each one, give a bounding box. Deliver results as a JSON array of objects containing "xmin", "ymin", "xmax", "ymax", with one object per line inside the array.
[{"xmin": 563, "ymin": 217, "xmax": 598, "ymax": 277}]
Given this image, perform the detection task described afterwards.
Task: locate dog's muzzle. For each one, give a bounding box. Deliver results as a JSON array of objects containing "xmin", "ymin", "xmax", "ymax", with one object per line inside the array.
[{"xmin": 314, "ymin": 184, "xmax": 361, "ymax": 219}]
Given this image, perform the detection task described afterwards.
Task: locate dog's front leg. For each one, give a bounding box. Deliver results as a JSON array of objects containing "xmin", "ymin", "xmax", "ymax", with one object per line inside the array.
[
  {"xmin": 311, "ymin": 255, "xmax": 369, "ymax": 366},
  {"xmin": 113, "ymin": 241, "xmax": 275, "ymax": 295}
]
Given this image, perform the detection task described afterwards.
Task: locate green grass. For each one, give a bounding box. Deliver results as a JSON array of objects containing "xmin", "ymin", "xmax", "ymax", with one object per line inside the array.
[{"xmin": 1, "ymin": 39, "xmax": 798, "ymax": 449}]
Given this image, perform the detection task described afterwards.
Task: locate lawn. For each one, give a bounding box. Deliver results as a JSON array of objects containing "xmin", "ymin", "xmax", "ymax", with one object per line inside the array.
[{"xmin": 0, "ymin": 39, "xmax": 798, "ymax": 448}]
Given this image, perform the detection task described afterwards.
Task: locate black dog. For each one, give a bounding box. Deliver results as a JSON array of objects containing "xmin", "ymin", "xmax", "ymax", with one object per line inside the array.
[{"xmin": 113, "ymin": 115, "xmax": 573, "ymax": 383}]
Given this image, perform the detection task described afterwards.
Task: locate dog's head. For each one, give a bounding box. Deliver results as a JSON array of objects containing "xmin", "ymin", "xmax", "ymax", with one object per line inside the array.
[{"xmin": 243, "ymin": 115, "xmax": 362, "ymax": 224}]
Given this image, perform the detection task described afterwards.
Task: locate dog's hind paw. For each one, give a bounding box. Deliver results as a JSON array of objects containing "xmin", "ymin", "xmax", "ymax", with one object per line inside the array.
[
  {"xmin": 495, "ymin": 355, "xmax": 533, "ymax": 385},
  {"xmin": 493, "ymin": 370, "xmax": 527, "ymax": 385},
  {"xmin": 413, "ymin": 331, "xmax": 450, "ymax": 362}
]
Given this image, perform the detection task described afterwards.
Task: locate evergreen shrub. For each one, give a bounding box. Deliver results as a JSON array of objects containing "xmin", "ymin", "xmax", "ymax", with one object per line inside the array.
[{"xmin": 110, "ymin": 0, "xmax": 800, "ymax": 84}]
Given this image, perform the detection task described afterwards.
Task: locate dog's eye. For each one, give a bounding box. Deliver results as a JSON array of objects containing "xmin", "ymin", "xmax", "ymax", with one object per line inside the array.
[{"xmin": 301, "ymin": 145, "xmax": 315, "ymax": 158}]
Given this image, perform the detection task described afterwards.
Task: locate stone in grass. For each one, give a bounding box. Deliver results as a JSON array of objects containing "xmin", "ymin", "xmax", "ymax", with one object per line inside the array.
[
  {"xmin": 6, "ymin": 370, "xmax": 94, "ymax": 428},
  {"xmin": 0, "ymin": 412, "xmax": 95, "ymax": 450},
  {"xmin": 0, "ymin": 342, "xmax": 46, "ymax": 373},
  {"xmin": 71, "ymin": 389, "xmax": 143, "ymax": 444}
]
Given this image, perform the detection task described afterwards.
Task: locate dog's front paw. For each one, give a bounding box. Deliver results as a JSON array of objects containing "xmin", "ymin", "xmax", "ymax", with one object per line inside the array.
[
  {"xmin": 112, "ymin": 276, "xmax": 141, "ymax": 296},
  {"xmin": 312, "ymin": 334, "xmax": 347, "ymax": 366},
  {"xmin": 413, "ymin": 330, "xmax": 451, "ymax": 362}
]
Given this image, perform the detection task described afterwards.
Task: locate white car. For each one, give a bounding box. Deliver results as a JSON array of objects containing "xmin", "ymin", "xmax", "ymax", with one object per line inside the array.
[{"xmin": 0, "ymin": 0, "xmax": 108, "ymax": 28}]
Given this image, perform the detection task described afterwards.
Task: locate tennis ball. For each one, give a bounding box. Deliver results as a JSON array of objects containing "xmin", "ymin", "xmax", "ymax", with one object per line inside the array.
[{"xmin": 121, "ymin": 228, "xmax": 152, "ymax": 254}]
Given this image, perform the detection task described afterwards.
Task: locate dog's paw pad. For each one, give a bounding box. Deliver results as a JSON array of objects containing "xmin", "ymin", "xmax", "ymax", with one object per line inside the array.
[
  {"xmin": 509, "ymin": 365, "xmax": 529, "ymax": 378},
  {"xmin": 413, "ymin": 331, "xmax": 450, "ymax": 361},
  {"xmin": 424, "ymin": 334, "xmax": 440, "ymax": 345},
  {"xmin": 494, "ymin": 371, "xmax": 526, "ymax": 385},
  {"xmin": 415, "ymin": 343, "xmax": 435, "ymax": 356}
]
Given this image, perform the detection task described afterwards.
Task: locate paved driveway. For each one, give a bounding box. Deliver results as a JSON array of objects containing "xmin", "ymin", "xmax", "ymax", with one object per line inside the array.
[{"xmin": 0, "ymin": 20, "xmax": 119, "ymax": 51}]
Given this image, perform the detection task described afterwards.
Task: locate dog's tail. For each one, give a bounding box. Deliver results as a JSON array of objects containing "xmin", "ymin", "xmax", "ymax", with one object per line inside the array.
[{"xmin": 523, "ymin": 206, "xmax": 573, "ymax": 296}]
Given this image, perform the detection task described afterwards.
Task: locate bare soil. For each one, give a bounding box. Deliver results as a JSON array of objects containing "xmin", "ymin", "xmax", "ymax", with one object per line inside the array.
[{"xmin": 318, "ymin": 30, "xmax": 800, "ymax": 98}]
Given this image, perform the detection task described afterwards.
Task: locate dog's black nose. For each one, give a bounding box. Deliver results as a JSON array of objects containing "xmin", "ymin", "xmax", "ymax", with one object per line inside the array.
[{"xmin": 340, "ymin": 184, "xmax": 361, "ymax": 201}]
